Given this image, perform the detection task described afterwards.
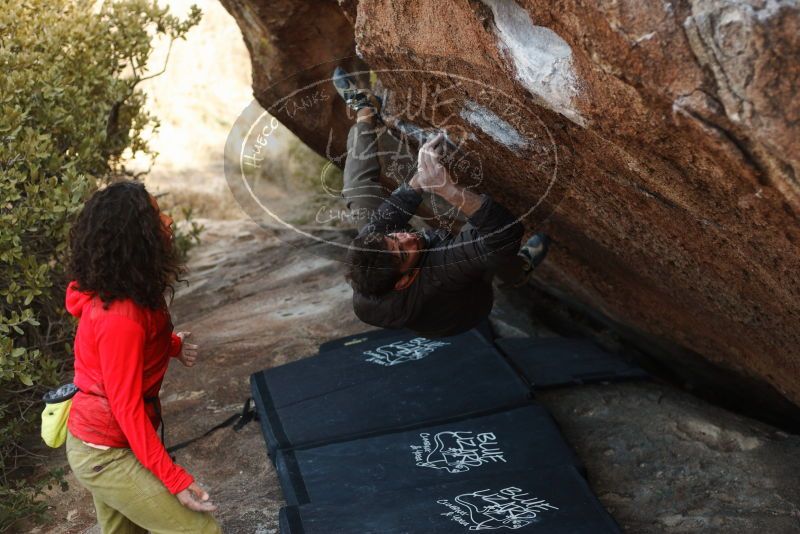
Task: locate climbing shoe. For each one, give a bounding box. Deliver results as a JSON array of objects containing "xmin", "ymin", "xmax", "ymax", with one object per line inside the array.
[
  {"xmin": 519, "ymin": 233, "xmax": 550, "ymax": 273},
  {"xmin": 332, "ymin": 66, "xmax": 383, "ymax": 115}
]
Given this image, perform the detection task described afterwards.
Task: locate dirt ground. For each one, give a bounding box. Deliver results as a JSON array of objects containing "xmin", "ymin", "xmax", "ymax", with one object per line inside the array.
[{"xmin": 29, "ymin": 218, "xmax": 800, "ymax": 534}]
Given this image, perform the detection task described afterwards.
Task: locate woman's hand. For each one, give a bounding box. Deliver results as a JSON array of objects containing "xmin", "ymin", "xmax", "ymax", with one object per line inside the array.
[
  {"xmin": 176, "ymin": 482, "xmax": 217, "ymax": 512},
  {"xmin": 176, "ymin": 332, "xmax": 199, "ymax": 368}
]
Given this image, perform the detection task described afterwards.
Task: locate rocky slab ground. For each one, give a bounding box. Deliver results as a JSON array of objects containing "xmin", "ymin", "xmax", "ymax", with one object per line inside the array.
[{"xmin": 35, "ymin": 219, "xmax": 800, "ymax": 533}]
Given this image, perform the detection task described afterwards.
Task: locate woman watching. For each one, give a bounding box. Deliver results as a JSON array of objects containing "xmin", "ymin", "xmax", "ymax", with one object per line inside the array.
[{"xmin": 64, "ymin": 181, "xmax": 221, "ymax": 533}]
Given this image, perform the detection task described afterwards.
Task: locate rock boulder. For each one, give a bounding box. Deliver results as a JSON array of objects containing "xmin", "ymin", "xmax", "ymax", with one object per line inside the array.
[{"xmin": 219, "ymin": 0, "xmax": 800, "ymax": 415}]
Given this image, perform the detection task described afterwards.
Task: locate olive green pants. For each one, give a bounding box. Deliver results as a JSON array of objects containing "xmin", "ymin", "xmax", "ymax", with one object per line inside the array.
[{"xmin": 66, "ymin": 432, "xmax": 221, "ymax": 534}]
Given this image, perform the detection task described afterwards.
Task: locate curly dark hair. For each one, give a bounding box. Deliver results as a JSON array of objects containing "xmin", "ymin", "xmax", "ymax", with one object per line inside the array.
[
  {"xmin": 345, "ymin": 232, "xmax": 402, "ymax": 297},
  {"xmin": 68, "ymin": 181, "xmax": 183, "ymax": 310}
]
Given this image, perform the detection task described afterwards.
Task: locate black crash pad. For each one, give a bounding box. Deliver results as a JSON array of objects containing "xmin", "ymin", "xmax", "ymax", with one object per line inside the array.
[
  {"xmin": 251, "ymin": 331, "xmax": 529, "ymax": 456},
  {"xmin": 278, "ymin": 465, "xmax": 621, "ymax": 533},
  {"xmin": 496, "ymin": 337, "xmax": 648, "ymax": 389},
  {"xmin": 263, "ymin": 329, "xmax": 494, "ymax": 409},
  {"xmin": 317, "ymin": 321, "xmax": 494, "ymax": 353},
  {"xmin": 274, "ymin": 403, "xmax": 582, "ymax": 505},
  {"xmin": 317, "ymin": 328, "xmax": 400, "ymax": 353}
]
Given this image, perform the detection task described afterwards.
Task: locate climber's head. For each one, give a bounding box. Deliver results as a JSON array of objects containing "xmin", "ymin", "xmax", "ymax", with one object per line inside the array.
[
  {"xmin": 68, "ymin": 180, "xmax": 183, "ymax": 310},
  {"xmin": 345, "ymin": 231, "xmax": 424, "ymax": 296}
]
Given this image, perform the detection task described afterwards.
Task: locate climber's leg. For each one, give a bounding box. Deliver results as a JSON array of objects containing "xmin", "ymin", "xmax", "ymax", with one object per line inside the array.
[{"xmin": 342, "ymin": 109, "xmax": 390, "ymax": 232}]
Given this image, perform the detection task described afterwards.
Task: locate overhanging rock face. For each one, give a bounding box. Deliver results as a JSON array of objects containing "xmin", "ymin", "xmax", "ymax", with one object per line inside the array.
[{"xmin": 220, "ymin": 0, "xmax": 800, "ymax": 410}]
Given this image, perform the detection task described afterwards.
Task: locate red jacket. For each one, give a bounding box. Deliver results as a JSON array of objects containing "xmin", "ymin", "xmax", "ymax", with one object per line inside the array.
[{"xmin": 65, "ymin": 281, "xmax": 193, "ymax": 494}]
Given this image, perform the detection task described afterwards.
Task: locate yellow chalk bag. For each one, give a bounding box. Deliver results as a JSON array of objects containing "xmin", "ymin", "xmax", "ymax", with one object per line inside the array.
[{"xmin": 41, "ymin": 383, "xmax": 78, "ymax": 448}]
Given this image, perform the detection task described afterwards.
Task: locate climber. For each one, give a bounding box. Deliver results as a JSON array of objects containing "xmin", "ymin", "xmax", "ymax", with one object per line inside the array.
[{"xmin": 333, "ymin": 67, "xmax": 549, "ymax": 338}]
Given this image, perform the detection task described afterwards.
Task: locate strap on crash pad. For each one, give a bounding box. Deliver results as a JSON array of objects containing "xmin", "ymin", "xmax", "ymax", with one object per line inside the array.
[{"xmin": 166, "ymin": 397, "xmax": 258, "ymax": 455}]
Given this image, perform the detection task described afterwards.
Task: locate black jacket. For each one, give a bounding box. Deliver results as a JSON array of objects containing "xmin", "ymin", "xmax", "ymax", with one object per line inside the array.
[{"xmin": 352, "ymin": 184, "xmax": 524, "ymax": 337}]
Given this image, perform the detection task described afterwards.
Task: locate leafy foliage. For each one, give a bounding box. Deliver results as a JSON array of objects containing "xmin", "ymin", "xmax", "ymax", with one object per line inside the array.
[{"xmin": 0, "ymin": 1, "xmax": 200, "ymax": 530}]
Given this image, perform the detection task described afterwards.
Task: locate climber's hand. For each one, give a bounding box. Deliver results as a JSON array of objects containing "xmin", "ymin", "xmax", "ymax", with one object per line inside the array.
[
  {"xmin": 415, "ymin": 133, "xmax": 452, "ymax": 194},
  {"xmin": 176, "ymin": 332, "xmax": 199, "ymax": 368},
  {"xmin": 177, "ymin": 482, "xmax": 217, "ymax": 512}
]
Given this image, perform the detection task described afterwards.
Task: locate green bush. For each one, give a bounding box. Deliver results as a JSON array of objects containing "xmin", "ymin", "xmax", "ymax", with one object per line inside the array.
[{"xmin": 0, "ymin": 1, "xmax": 200, "ymax": 530}]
